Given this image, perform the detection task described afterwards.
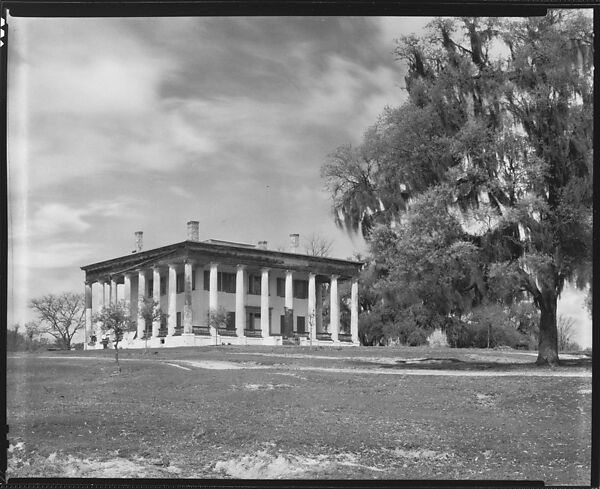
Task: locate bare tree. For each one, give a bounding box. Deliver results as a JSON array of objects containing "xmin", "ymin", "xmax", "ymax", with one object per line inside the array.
[
  {"xmin": 303, "ymin": 233, "xmax": 334, "ymax": 257},
  {"xmin": 557, "ymin": 314, "xmax": 577, "ymax": 352},
  {"xmin": 24, "ymin": 321, "xmax": 41, "ymax": 350},
  {"xmin": 138, "ymin": 298, "xmax": 165, "ymax": 352},
  {"xmin": 30, "ymin": 293, "xmax": 85, "ymax": 350},
  {"xmin": 93, "ymin": 301, "xmax": 136, "ymax": 373}
]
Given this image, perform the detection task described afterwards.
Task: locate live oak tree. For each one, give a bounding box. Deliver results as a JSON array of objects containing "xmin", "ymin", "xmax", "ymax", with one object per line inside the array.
[
  {"xmin": 322, "ymin": 11, "xmax": 592, "ymax": 365},
  {"xmin": 30, "ymin": 292, "xmax": 85, "ymax": 350}
]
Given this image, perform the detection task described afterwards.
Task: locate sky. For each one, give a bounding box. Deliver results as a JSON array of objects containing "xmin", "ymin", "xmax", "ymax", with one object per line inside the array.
[{"xmin": 6, "ymin": 14, "xmax": 592, "ymax": 348}]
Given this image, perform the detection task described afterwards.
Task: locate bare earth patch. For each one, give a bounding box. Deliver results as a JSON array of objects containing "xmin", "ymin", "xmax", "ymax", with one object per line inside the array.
[
  {"xmin": 7, "ymin": 443, "xmax": 183, "ymax": 478},
  {"xmin": 178, "ymin": 359, "xmax": 270, "ymax": 370},
  {"xmin": 213, "ymin": 448, "xmax": 385, "ymax": 478}
]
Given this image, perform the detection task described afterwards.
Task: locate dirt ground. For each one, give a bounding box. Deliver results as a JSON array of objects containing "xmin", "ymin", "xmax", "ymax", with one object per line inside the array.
[{"xmin": 6, "ymin": 346, "xmax": 592, "ymax": 484}]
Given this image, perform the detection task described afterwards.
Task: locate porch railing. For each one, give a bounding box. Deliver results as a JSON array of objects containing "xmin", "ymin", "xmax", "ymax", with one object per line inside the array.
[
  {"xmin": 193, "ymin": 325, "xmax": 211, "ymax": 336},
  {"xmin": 244, "ymin": 329, "xmax": 262, "ymax": 338},
  {"xmin": 316, "ymin": 332, "xmax": 332, "ymax": 341},
  {"xmin": 218, "ymin": 328, "xmax": 237, "ymax": 337},
  {"xmin": 338, "ymin": 333, "xmax": 352, "ymax": 342}
]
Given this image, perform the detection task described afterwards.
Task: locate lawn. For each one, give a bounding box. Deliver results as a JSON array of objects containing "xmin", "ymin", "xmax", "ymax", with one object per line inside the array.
[{"xmin": 6, "ymin": 346, "xmax": 592, "ymax": 484}]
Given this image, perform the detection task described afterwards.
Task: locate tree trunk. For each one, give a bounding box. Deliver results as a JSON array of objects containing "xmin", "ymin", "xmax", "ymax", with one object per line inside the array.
[
  {"xmin": 536, "ymin": 287, "xmax": 559, "ymax": 366},
  {"xmin": 114, "ymin": 341, "xmax": 121, "ymax": 373}
]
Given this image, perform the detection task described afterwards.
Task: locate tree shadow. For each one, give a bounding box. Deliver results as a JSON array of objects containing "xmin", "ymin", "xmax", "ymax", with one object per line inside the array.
[{"xmin": 348, "ymin": 356, "xmax": 592, "ymax": 371}]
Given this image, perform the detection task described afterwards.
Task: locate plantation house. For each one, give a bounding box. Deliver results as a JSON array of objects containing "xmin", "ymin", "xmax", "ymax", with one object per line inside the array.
[{"xmin": 81, "ymin": 222, "xmax": 362, "ymax": 349}]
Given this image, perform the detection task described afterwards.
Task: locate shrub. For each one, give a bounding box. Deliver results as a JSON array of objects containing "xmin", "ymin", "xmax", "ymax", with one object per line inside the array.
[
  {"xmin": 445, "ymin": 318, "xmax": 475, "ymax": 348},
  {"xmin": 407, "ymin": 328, "xmax": 429, "ymax": 346},
  {"xmin": 446, "ymin": 310, "xmax": 532, "ymax": 349},
  {"xmin": 427, "ymin": 328, "xmax": 449, "ymax": 348},
  {"xmin": 358, "ymin": 310, "xmax": 386, "ymax": 346}
]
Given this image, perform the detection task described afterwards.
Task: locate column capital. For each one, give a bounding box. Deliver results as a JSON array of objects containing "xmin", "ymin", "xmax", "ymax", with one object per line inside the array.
[
  {"xmin": 236, "ymin": 264, "xmax": 247, "ymax": 270},
  {"xmin": 308, "ymin": 272, "xmax": 316, "ymax": 278},
  {"xmin": 261, "ymin": 267, "xmax": 271, "ymax": 273},
  {"xmin": 123, "ymin": 271, "xmax": 133, "ymax": 278},
  {"xmin": 330, "ymin": 274, "xmax": 339, "ymax": 280}
]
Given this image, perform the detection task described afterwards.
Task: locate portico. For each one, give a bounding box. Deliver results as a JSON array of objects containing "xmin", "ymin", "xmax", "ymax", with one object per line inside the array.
[{"xmin": 82, "ymin": 223, "xmax": 363, "ymax": 349}]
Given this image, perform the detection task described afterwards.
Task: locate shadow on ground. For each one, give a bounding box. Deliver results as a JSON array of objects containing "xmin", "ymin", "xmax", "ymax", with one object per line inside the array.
[{"xmin": 350, "ymin": 356, "xmax": 592, "ymax": 371}]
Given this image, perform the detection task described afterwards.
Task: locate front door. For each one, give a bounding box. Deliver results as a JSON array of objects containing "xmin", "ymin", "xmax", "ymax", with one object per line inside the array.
[{"xmin": 282, "ymin": 309, "xmax": 294, "ymax": 338}]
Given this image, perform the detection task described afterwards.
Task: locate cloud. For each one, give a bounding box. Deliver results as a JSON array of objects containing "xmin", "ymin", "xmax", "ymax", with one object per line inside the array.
[
  {"xmin": 6, "ymin": 15, "xmax": 416, "ymax": 327},
  {"xmin": 13, "ymin": 242, "xmax": 97, "ymax": 270},
  {"xmin": 30, "ymin": 203, "xmax": 91, "ymax": 235},
  {"xmin": 9, "ymin": 198, "xmax": 141, "ymax": 243}
]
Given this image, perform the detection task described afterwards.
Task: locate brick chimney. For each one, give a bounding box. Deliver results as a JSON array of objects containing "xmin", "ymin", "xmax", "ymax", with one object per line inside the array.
[
  {"xmin": 134, "ymin": 231, "xmax": 143, "ymax": 253},
  {"xmin": 257, "ymin": 240, "xmax": 268, "ymax": 250},
  {"xmin": 187, "ymin": 221, "xmax": 199, "ymax": 241},
  {"xmin": 289, "ymin": 233, "xmax": 299, "ymax": 253}
]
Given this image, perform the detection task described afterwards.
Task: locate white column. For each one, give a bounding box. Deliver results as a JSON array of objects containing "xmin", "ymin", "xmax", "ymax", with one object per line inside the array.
[
  {"xmin": 152, "ymin": 267, "xmax": 161, "ymax": 337},
  {"xmin": 285, "ymin": 271, "xmax": 293, "ymax": 310},
  {"xmin": 235, "ymin": 265, "xmax": 246, "ymax": 337},
  {"xmin": 284, "ymin": 270, "xmax": 294, "ymax": 334},
  {"xmin": 98, "ymin": 280, "xmax": 105, "ymax": 310},
  {"xmin": 123, "ymin": 273, "xmax": 132, "ymax": 313},
  {"xmin": 85, "ymin": 282, "xmax": 92, "ymax": 349},
  {"xmin": 183, "ymin": 261, "xmax": 193, "ymax": 334},
  {"xmin": 110, "ymin": 278, "xmax": 117, "ymax": 305},
  {"xmin": 308, "ymin": 273, "xmax": 316, "ymax": 342},
  {"xmin": 350, "ymin": 278, "xmax": 359, "ymax": 344},
  {"xmin": 261, "ymin": 268, "xmax": 270, "ymax": 337},
  {"xmin": 167, "ymin": 264, "xmax": 177, "ymax": 336},
  {"xmin": 209, "ymin": 263, "xmax": 219, "ymax": 339},
  {"xmin": 209, "ymin": 263, "xmax": 219, "ymax": 312},
  {"xmin": 330, "ymin": 275, "xmax": 340, "ymax": 341},
  {"xmin": 137, "ymin": 270, "xmax": 146, "ymax": 339},
  {"xmin": 96, "ymin": 280, "xmax": 106, "ymax": 340},
  {"xmin": 316, "ymin": 283, "xmax": 323, "ymax": 334}
]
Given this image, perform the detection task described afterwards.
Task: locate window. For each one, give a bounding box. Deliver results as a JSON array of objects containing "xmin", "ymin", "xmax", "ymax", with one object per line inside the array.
[
  {"xmin": 176, "ymin": 271, "xmax": 195, "ymax": 293},
  {"xmin": 248, "ymin": 274, "xmax": 262, "ymax": 295},
  {"xmin": 297, "ymin": 316, "xmax": 306, "ymax": 334},
  {"xmin": 147, "ymin": 279, "xmax": 153, "ymax": 298},
  {"xmin": 276, "ymin": 278, "xmax": 285, "ymax": 297},
  {"xmin": 227, "ymin": 312, "xmax": 236, "ymax": 330},
  {"xmin": 203, "ymin": 271, "xmax": 236, "ymax": 293},
  {"xmin": 176, "ymin": 312, "xmax": 181, "ymax": 328},
  {"xmin": 160, "ymin": 280, "xmax": 166, "ymax": 296},
  {"xmin": 293, "ymin": 280, "xmax": 308, "ymax": 299},
  {"xmin": 247, "ymin": 310, "xmax": 260, "ymax": 330},
  {"xmin": 221, "ymin": 273, "xmax": 236, "ymax": 293},
  {"xmin": 246, "ymin": 307, "xmax": 270, "ymax": 331}
]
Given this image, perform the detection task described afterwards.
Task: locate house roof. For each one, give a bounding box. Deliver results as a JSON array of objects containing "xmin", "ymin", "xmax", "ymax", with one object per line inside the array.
[{"xmin": 81, "ymin": 240, "xmax": 363, "ymax": 283}]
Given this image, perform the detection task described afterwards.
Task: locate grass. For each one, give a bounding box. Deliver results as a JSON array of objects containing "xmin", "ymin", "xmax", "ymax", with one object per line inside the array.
[{"xmin": 6, "ymin": 346, "xmax": 592, "ymax": 483}]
